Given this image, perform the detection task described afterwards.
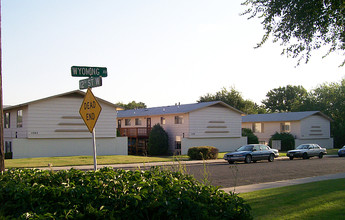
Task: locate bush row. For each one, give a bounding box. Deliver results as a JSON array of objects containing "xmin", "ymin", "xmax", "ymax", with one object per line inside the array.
[
  {"xmin": 187, "ymin": 146, "xmax": 219, "ymax": 160},
  {"xmin": 0, "ymin": 167, "xmax": 252, "ymax": 219}
]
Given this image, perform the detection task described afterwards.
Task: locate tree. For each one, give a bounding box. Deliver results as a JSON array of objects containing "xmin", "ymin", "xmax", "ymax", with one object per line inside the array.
[
  {"xmin": 306, "ymin": 79, "xmax": 345, "ymax": 147},
  {"xmin": 147, "ymin": 124, "xmax": 169, "ymax": 156},
  {"xmin": 242, "ymin": 128, "xmax": 259, "ymax": 144},
  {"xmin": 116, "ymin": 101, "xmax": 147, "ymax": 110},
  {"xmin": 262, "ymin": 85, "xmax": 308, "ymax": 112},
  {"xmin": 242, "ymin": 0, "xmax": 345, "ymax": 66},
  {"xmin": 198, "ymin": 87, "xmax": 266, "ymax": 114}
]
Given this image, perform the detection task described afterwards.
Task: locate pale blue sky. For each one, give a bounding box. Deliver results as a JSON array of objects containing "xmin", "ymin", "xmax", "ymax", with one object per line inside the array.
[{"xmin": 2, "ymin": 0, "xmax": 344, "ymax": 107}]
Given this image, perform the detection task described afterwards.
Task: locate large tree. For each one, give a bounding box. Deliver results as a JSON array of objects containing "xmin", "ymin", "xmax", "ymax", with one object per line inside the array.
[
  {"xmin": 307, "ymin": 79, "xmax": 345, "ymax": 147},
  {"xmin": 198, "ymin": 87, "xmax": 266, "ymax": 114},
  {"xmin": 262, "ymin": 85, "xmax": 308, "ymax": 112},
  {"xmin": 116, "ymin": 101, "xmax": 147, "ymax": 110},
  {"xmin": 242, "ymin": 0, "xmax": 345, "ymax": 66}
]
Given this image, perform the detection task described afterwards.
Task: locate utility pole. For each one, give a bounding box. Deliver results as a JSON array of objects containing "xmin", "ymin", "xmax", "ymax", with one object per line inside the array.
[{"xmin": 0, "ymin": 0, "xmax": 5, "ymax": 172}]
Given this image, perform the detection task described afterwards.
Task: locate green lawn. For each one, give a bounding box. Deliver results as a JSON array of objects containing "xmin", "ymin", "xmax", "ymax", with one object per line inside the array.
[
  {"xmin": 4, "ymin": 148, "xmax": 339, "ymax": 169},
  {"xmin": 4, "ymin": 155, "xmax": 189, "ymax": 169},
  {"xmin": 239, "ymin": 178, "xmax": 345, "ymax": 219}
]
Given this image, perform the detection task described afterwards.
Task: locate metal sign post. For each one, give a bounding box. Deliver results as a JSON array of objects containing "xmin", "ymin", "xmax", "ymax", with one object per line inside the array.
[
  {"xmin": 79, "ymin": 88, "xmax": 102, "ymax": 171},
  {"xmin": 92, "ymin": 128, "xmax": 97, "ymax": 171},
  {"xmin": 72, "ymin": 66, "xmax": 106, "ymax": 171}
]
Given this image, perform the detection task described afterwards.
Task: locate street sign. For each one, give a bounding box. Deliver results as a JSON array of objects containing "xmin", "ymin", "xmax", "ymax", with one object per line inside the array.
[
  {"xmin": 79, "ymin": 77, "xmax": 102, "ymax": 90},
  {"xmin": 79, "ymin": 88, "xmax": 102, "ymax": 133},
  {"xmin": 71, "ymin": 66, "xmax": 108, "ymax": 77}
]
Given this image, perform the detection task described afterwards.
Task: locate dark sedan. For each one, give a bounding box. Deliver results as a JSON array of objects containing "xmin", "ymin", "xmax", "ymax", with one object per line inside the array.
[{"xmin": 223, "ymin": 144, "xmax": 279, "ymax": 164}]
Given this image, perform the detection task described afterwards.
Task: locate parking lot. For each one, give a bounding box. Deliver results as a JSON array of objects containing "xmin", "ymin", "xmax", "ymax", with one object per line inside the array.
[{"xmin": 185, "ymin": 156, "xmax": 345, "ymax": 188}]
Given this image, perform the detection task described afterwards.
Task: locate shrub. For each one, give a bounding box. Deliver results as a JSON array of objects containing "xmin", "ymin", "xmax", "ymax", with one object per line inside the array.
[
  {"xmin": 0, "ymin": 167, "xmax": 252, "ymax": 219},
  {"xmin": 242, "ymin": 128, "xmax": 259, "ymax": 144},
  {"xmin": 188, "ymin": 146, "xmax": 219, "ymax": 160},
  {"xmin": 269, "ymin": 132, "xmax": 295, "ymax": 151},
  {"xmin": 148, "ymin": 124, "xmax": 169, "ymax": 156}
]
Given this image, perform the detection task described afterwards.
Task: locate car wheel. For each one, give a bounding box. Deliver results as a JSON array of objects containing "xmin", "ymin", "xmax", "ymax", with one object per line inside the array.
[
  {"xmin": 302, "ymin": 153, "xmax": 309, "ymax": 159},
  {"xmin": 268, "ymin": 154, "xmax": 275, "ymax": 162},
  {"xmin": 318, "ymin": 153, "xmax": 323, "ymax": 159},
  {"xmin": 228, "ymin": 161, "xmax": 234, "ymax": 164},
  {"xmin": 289, "ymin": 156, "xmax": 294, "ymax": 160},
  {"xmin": 245, "ymin": 155, "xmax": 252, "ymax": 163}
]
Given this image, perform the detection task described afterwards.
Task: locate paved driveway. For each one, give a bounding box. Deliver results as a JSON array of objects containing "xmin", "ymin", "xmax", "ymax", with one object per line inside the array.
[{"xmin": 184, "ymin": 156, "xmax": 345, "ymax": 188}]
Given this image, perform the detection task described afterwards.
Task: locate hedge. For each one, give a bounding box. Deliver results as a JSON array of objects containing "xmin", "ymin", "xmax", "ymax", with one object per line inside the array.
[
  {"xmin": 0, "ymin": 167, "xmax": 252, "ymax": 219},
  {"xmin": 187, "ymin": 146, "xmax": 219, "ymax": 160}
]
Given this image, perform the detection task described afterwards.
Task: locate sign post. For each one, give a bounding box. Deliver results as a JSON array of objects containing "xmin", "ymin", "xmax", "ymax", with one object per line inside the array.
[
  {"xmin": 72, "ymin": 65, "xmax": 107, "ymax": 171},
  {"xmin": 79, "ymin": 88, "xmax": 102, "ymax": 170}
]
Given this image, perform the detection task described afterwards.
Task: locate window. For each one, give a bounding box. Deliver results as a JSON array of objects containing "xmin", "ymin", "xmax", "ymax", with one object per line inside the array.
[
  {"xmin": 280, "ymin": 122, "xmax": 291, "ymax": 132},
  {"xmin": 135, "ymin": 118, "xmax": 142, "ymax": 126},
  {"xmin": 252, "ymin": 123, "xmax": 263, "ymax": 133},
  {"xmin": 125, "ymin": 119, "xmax": 131, "ymax": 126},
  {"xmin": 17, "ymin": 110, "xmax": 23, "ymax": 128},
  {"xmin": 174, "ymin": 116, "xmax": 183, "ymax": 124},
  {"xmin": 161, "ymin": 117, "xmax": 166, "ymax": 125},
  {"xmin": 4, "ymin": 112, "xmax": 10, "ymax": 128}
]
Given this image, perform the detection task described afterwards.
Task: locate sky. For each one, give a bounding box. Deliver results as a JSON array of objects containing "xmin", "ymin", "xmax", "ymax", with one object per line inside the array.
[{"xmin": 2, "ymin": 0, "xmax": 345, "ymax": 108}]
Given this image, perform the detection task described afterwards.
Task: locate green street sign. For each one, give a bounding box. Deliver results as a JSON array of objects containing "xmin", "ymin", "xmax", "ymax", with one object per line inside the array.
[
  {"xmin": 79, "ymin": 77, "xmax": 102, "ymax": 90},
  {"xmin": 71, "ymin": 66, "xmax": 107, "ymax": 77}
]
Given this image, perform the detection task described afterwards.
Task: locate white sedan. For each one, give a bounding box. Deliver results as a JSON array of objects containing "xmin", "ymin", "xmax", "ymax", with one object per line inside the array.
[{"xmin": 287, "ymin": 144, "xmax": 327, "ymax": 160}]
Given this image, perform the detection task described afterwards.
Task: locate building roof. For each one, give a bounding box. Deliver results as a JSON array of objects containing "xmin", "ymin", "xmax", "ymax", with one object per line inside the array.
[
  {"xmin": 242, "ymin": 111, "xmax": 333, "ymax": 122},
  {"xmin": 4, "ymin": 90, "xmax": 124, "ymax": 111},
  {"xmin": 117, "ymin": 101, "xmax": 243, "ymax": 118}
]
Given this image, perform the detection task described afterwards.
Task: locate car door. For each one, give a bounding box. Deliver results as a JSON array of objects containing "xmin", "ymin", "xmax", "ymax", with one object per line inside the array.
[
  {"xmin": 252, "ymin": 145, "xmax": 261, "ymax": 160},
  {"xmin": 260, "ymin": 145, "xmax": 270, "ymax": 159},
  {"xmin": 308, "ymin": 145, "xmax": 316, "ymax": 156}
]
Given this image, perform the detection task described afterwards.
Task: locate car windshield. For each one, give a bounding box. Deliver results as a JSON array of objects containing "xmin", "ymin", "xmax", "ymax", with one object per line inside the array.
[
  {"xmin": 237, "ymin": 145, "xmax": 253, "ymax": 151},
  {"xmin": 296, "ymin": 145, "xmax": 310, "ymax": 149}
]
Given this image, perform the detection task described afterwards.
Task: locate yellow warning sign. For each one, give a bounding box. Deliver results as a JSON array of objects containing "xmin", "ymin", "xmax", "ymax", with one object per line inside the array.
[{"xmin": 79, "ymin": 88, "xmax": 102, "ymax": 133}]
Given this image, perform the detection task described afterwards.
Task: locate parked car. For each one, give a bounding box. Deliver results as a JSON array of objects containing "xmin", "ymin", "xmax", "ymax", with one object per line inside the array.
[
  {"xmin": 287, "ymin": 144, "xmax": 327, "ymax": 160},
  {"xmin": 223, "ymin": 144, "xmax": 279, "ymax": 164},
  {"xmin": 338, "ymin": 146, "xmax": 345, "ymax": 157}
]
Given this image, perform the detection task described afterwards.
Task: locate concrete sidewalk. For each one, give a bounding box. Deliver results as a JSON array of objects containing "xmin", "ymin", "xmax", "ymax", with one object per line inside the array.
[{"xmin": 220, "ymin": 172, "xmax": 345, "ymax": 194}]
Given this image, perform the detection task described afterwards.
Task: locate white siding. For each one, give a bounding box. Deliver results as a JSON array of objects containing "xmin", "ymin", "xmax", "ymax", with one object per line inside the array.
[
  {"xmin": 189, "ymin": 105, "xmax": 242, "ymax": 138},
  {"xmin": 4, "ymin": 107, "xmax": 28, "ymax": 139},
  {"xmin": 300, "ymin": 115, "xmax": 331, "ymax": 139},
  {"xmin": 12, "ymin": 137, "xmax": 128, "ymax": 159},
  {"xmin": 27, "ymin": 97, "xmax": 116, "ymax": 138}
]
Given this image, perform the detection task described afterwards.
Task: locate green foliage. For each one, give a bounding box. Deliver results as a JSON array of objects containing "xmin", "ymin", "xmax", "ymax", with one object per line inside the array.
[
  {"xmin": 187, "ymin": 146, "xmax": 219, "ymax": 160},
  {"xmin": 262, "ymin": 85, "xmax": 308, "ymax": 113},
  {"xmin": 269, "ymin": 132, "xmax": 295, "ymax": 151},
  {"xmin": 198, "ymin": 87, "xmax": 266, "ymax": 114},
  {"xmin": 0, "ymin": 167, "xmax": 252, "ymax": 219},
  {"xmin": 242, "ymin": 128, "xmax": 259, "ymax": 144},
  {"xmin": 148, "ymin": 124, "xmax": 169, "ymax": 156},
  {"xmin": 116, "ymin": 101, "xmax": 147, "ymax": 110},
  {"xmin": 242, "ymin": 0, "xmax": 345, "ymax": 66}
]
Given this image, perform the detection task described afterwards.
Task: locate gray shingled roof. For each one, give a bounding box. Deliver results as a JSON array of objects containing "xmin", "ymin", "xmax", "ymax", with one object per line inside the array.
[
  {"xmin": 117, "ymin": 101, "xmax": 243, "ymax": 118},
  {"xmin": 242, "ymin": 111, "xmax": 332, "ymax": 122}
]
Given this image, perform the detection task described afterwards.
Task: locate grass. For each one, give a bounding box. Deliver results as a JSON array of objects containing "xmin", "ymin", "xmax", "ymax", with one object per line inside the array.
[
  {"xmin": 4, "ymin": 155, "xmax": 189, "ymax": 169},
  {"xmin": 239, "ymin": 178, "xmax": 345, "ymax": 219},
  {"xmin": 4, "ymin": 148, "xmax": 339, "ymax": 169}
]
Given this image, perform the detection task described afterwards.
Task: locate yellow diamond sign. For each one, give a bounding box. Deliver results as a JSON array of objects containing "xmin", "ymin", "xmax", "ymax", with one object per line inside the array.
[{"xmin": 79, "ymin": 88, "xmax": 102, "ymax": 133}]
